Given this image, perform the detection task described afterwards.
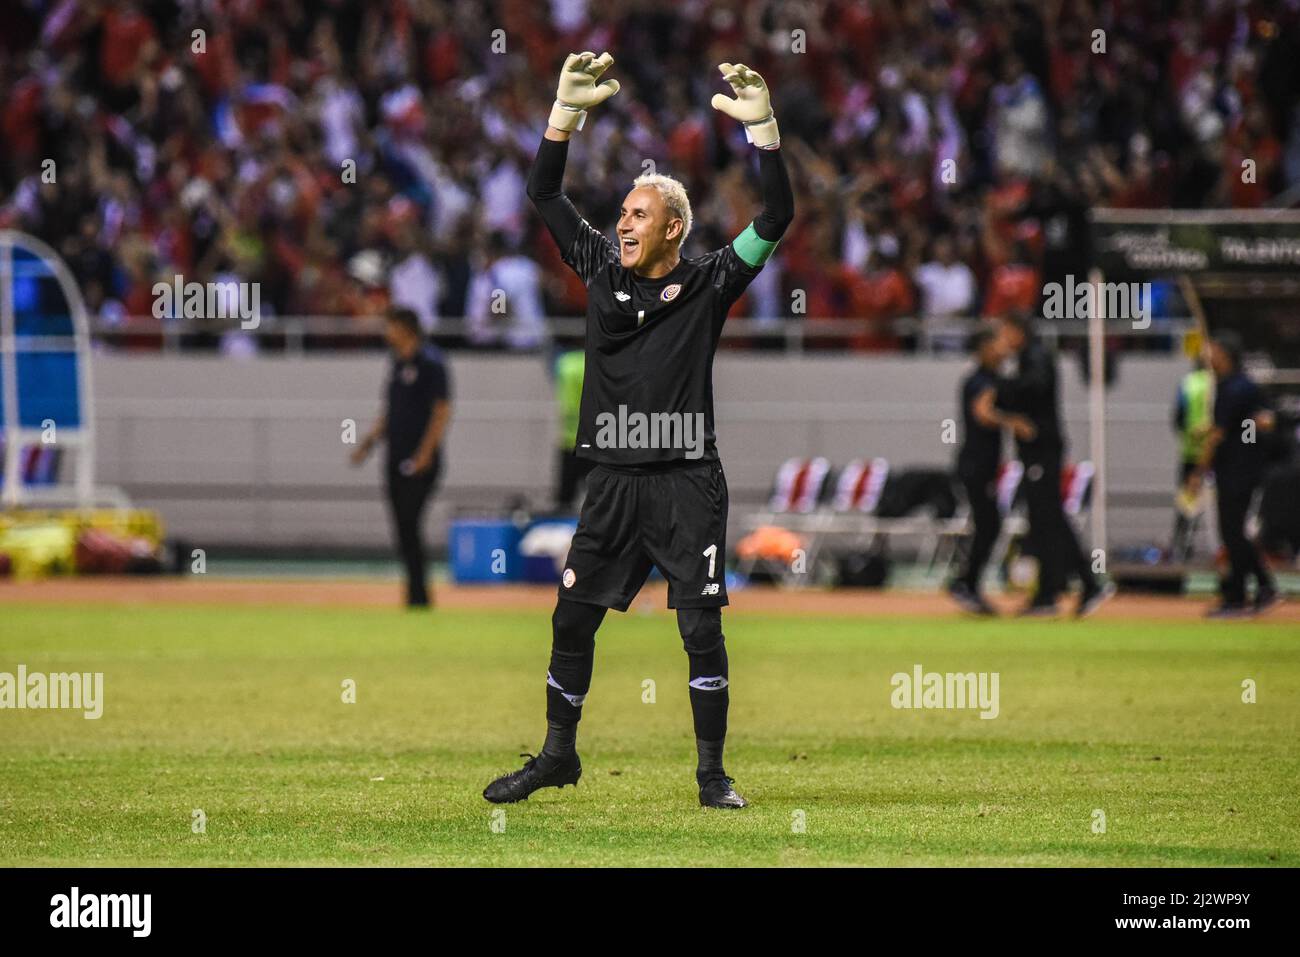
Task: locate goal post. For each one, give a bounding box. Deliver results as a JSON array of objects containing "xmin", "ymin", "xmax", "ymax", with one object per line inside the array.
[{"xmin": 0, "ymin": 230, "xmax": 116, "ymax": 510}]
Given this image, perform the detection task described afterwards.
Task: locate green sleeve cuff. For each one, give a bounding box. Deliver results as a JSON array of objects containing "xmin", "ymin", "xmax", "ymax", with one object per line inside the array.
[{"xmin": 732, "ymin": 222, "xmax": 778, "ymax": 268}]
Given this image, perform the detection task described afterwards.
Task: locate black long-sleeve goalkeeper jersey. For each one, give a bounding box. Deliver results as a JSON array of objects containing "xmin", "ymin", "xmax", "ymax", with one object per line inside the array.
[{"xmin": 527, "ymin": 137, "xmax": 793, "ymax": 466}]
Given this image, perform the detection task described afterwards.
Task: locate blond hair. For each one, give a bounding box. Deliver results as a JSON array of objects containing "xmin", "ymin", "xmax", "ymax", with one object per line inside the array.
[{"xmin": 630, "ymin": 172, "xmax": 693, "ymax": 245}]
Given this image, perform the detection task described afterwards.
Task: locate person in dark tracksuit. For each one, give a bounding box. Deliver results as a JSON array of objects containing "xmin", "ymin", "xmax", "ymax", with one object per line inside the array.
[
  {"xmin": 996, "ymin": 313, "xmax": 1112, "ymax": 618},
  {"xmin": 351, "ymin": 307, "xmax": 453, "ymax": 608},
  {"xmin": 1185, "ymin": 331, "xmax": 1280, "ymax": 618},
  {"xmin": 947, "ymin": 325, "xmax": 1036, "ymax": 616}
]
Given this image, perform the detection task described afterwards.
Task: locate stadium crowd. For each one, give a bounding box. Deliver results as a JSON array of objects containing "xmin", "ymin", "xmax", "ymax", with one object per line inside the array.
[{"xmin": 1, "ymin": 0, "xmax": 1298, "ymax": 352}]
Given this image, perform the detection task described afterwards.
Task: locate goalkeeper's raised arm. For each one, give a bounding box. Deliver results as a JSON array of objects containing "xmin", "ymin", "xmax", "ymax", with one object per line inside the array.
[
  {"xmin": 710, "ymin": 62, "xmax": 794, "ymax": 265},
  {"xmin": 526, "ymin": 51, "xmax": 621, "ymax": 285}
]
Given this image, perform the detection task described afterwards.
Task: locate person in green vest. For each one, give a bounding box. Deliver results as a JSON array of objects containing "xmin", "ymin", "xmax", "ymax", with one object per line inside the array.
[
  {"xmin": 1170, "ymin": 341, "xmax": 1213, "ymax": 560},
  {"xmin": 553, "ymin": 347, "xmax": 593, "ymax": 510}
]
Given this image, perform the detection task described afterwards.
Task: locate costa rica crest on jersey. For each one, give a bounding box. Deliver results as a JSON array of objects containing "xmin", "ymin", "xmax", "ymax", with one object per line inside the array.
[{"xmin": 661, "ymin": 283, "xmax": 682, "ymax": 302}]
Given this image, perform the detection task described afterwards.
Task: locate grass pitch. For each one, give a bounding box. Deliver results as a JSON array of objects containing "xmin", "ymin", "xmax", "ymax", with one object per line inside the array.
[{"xmin": 1, "ymin": 599, "xmax": 1298, "ymax": 866}]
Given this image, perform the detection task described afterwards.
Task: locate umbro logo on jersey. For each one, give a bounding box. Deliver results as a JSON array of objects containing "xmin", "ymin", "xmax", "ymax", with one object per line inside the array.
[
  {"xmin": 614, "ymin": 290, "xmax": 630, "ymax": 302},
  {"xmin": 661, "ymin": 283, "xmax": 682, "ymax": 302}
]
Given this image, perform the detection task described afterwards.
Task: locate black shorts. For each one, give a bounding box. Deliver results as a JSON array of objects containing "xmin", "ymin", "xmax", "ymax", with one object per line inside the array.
[{"xmin": 559, "ymin": 461, "xmax": 729, "ymax": 611}]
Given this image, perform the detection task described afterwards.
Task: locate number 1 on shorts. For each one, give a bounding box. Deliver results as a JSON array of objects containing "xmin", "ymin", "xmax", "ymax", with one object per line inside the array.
[{"xmin": 703, "ymin": 543, "xmax": 717, "ymax": 579}]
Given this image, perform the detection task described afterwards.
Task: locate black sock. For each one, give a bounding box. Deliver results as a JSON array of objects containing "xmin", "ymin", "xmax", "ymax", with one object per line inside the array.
[
  {"xmin": 688, "ymin": 675, "xmax": 729, "ymax": 741},
  {"xmin": 541, "ymin": 719, "xmax": 577, "ymax": 761},
  {"xmin": 679, "ymin": 607, "xmax": 729, "ymax": 753},
  {"xmin": 696, "ymin": 737, "xmax": 725, "ymax": 781},
  {"xmin": 541, "ymin": 600, "xmax": 606, "ymax": 761},
  {"xmin": 543, "ymin": 663, "xmax": 588, "ymax": 759}
]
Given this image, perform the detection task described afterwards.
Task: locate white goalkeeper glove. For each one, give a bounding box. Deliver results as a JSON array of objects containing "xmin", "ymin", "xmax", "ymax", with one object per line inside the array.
[
  {"xmin": 548, "ymin": 51, "xmax": 620, "ymax": 133},
  {"xmin": 710, "ymin": 62, "xmax": 780, "ymax": 149}
]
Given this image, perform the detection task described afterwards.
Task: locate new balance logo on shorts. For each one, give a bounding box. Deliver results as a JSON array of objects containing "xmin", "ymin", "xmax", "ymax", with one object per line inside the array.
[{"xmin": 700, "ymin": 583, "xmax": 720, "ymax": 596}]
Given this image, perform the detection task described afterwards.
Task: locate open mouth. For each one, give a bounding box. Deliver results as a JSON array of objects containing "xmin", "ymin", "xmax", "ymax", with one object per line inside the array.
[{"xmin": 621, "ymin": 237, "xmax": 639, "ymax": 255}]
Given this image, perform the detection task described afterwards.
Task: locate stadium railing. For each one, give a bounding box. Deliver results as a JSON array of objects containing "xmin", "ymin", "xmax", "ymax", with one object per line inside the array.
[{"xmin": 83, "ymin": 316, "xmax": 1199, "ymax": 355}]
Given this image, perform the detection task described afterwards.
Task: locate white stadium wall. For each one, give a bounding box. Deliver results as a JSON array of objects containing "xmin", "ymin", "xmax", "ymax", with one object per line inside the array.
[{"xmin": 91, "ymin": 353, "xmax": 1188, "ymax": 552}]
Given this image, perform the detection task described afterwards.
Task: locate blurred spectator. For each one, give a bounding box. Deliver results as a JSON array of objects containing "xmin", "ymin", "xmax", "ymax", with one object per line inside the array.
[
  {"xmin": 465, "ymin": 231, "xmax": 545, "ymax": 350},
  {"xmin": 847, "ymin": 248, "xmax": 914, "ymax": 352},
  {"xmin": 914, "ymin": 234, "xmax": 976, "ymax": 351},
  {"xmin": 389, "ymin": 218, "xmax": 442, "ymax": 333},
  {"xmin": 983, "ymin": 241, "xmax": 1041, "ymax": 320},
  {"xmin": 988, "ymin": 54, "xmax": 1051, "ymax": 179}
]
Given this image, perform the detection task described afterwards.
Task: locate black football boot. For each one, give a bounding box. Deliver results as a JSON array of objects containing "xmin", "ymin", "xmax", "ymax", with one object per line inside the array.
[{"xmin": 483, "ymin": 752, "xmax": 582, "ymax": 804}]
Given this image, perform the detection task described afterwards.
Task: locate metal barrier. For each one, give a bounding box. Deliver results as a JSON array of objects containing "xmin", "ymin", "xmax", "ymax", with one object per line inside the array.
[{"xmin": 84, "ymin": 315, "xmax": 1199, "ymax": 356}]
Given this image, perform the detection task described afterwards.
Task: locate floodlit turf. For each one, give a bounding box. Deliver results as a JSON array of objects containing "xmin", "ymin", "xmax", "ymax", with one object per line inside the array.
[{"xmin": 1, "ymin": 600, "xmax": 1298, "ymax": 867}]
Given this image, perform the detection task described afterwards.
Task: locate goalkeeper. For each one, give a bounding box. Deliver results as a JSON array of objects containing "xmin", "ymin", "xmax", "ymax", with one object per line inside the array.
[{"xmin": 483, "ymin": 53, "xmax": 794, "ymax": 809}]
